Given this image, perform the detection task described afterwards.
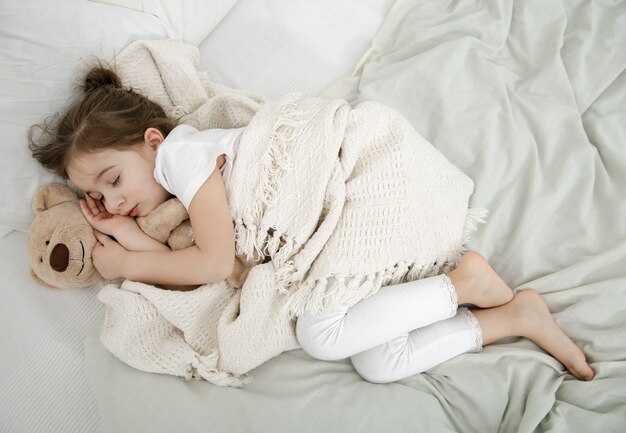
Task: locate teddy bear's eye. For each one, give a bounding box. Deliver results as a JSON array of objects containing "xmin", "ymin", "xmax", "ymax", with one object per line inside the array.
[
  {"xmin": 45, "ymin": 240, "xmax": 50, "ymax": 245},
  {"xmin": 40, "ymin": 257, "xmax": 43, "ymax": 263}
]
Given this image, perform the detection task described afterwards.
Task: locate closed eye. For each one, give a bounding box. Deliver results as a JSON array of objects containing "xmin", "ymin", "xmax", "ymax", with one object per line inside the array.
[{"xmin": 112, "ymin": 176, "xmax": 120, "ymax": 187}]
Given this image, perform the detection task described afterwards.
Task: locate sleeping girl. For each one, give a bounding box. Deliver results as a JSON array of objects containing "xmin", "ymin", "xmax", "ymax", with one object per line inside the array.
[{"xmin": 29, "ymin": 64, "xmax": 595, "ymax": 384}]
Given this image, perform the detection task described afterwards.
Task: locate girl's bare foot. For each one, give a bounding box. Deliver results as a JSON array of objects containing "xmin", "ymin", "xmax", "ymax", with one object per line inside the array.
[
  {"xmin": 449, "ymin": 251, "xmax": 513, "ymax": 308},
  {"xmin": 510, "ymin": 289, "xmax": 595, "ymax": 381}
]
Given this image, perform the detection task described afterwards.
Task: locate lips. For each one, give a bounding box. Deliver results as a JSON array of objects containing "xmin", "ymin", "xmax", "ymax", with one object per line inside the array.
[{"xmin": 122, "ymin": 205, "xmax": 139, "ymax": 217}]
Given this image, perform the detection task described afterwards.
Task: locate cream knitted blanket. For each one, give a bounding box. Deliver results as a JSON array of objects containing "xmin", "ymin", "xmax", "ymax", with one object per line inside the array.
[{"xmin": 98, "ymin": 40, "xmax": 485, "ymax": 387}]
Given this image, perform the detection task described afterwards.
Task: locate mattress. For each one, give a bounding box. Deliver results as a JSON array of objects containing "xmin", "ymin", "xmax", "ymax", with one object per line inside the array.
[{"xmin": 0, "ymin": 1, "xmax": 395, "ymax": 432}]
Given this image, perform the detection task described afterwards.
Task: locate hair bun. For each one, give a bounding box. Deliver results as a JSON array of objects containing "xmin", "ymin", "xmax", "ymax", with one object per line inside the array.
[{"xmin": 83, "ymin": 66, "xmax": 122, "ymax": 93}]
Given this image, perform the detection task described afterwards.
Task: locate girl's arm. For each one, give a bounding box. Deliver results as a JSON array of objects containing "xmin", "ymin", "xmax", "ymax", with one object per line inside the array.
[
  {"xmin": 115, "ymin": 226, "xmax": 200, "ymax": 291},
  {"xmin": 93, "ymin": 162, "xmax": 235, "ymax": 286},
  {"xmin": 93, "ymin": 227, "xmax": 199, "ymax": 291},
  {"xmin": 82, "ymin": 196, "xmax": 199, "ymax": 290},
  {"xmin": 114, "ymin": 222, "xmax": 171, "ymax": 252}
]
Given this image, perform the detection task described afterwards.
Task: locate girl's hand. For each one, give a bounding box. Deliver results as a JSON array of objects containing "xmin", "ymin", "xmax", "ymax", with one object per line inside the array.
[
  {"xmin": 80, "ymin": 195, "xmax": 137, "ymax": 238},
  {"xmin": 92, "ymin": 230, "xmax": 128, "ymax": 280}
]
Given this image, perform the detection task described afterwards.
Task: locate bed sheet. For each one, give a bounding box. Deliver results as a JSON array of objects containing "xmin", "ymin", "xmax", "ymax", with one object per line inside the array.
[
  {"xmin": 0, "ymin": 231, "xmax": 103, "ymax": 433},
  {"xmin": 86, "ymin": 0, "xmax": 625, "ymax": 432},
  {"xmin": 323, "ymin": 0, "xmax": 626, "ymax": 430}
]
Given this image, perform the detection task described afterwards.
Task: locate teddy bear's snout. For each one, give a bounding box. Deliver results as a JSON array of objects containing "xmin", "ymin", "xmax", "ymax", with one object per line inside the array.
[{"xmin": 50, "ymin": 243, "xmax": 70, "ymax": 272}]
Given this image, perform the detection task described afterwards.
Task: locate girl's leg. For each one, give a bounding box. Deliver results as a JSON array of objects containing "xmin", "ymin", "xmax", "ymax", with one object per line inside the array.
[
  {"xmin": 296, "ymin": 252, "xmax": 513, "ymax": 361},
  {"xmin": 351, "ymin": 289, "xmax": 595, "ymax": 383},
  {"xmin": 297, "ymin": 274, "xmax": 458, "ymax": 361},
  {"xmin": 472, "ymin": 289, "xmax": 595, "ymax": 381},
  {"xmin": 351, "ymin": 307, "xmax": 482, "ymax": 383}
]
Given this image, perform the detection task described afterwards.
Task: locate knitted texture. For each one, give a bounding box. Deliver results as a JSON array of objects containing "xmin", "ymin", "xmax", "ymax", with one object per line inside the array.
[
  {"xmin": 255, "ymin": 99, "xmax": 483, "ymax": 315},
  {"xmin": 99, "ymin": 263, "xmax": 298, "ymax": 387},
  {"xmin": 227, "ymin": 94, "xmax": 485, "ymax": 316},
  {"xmin": 98, "ymin": 40, "xmax": 486, "ymax": 386},
  {"xmin": 114, "ymin": 39, "xmax": 264, "ymax": 126}
]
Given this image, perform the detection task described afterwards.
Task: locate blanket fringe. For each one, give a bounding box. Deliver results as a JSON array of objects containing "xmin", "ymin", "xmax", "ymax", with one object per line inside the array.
[
  {"xmin": 186, "ymin": 351, "xmax": 251, "ymax": 387},
  {"xmin": 277, "ymin": 207, "xmax": 488, "ymax": 316},
  {"xmin": 235, "ymin": 93, "xmax": 310, "ymax": 263},
  {"xmin": 260, "ymin": 94, "xmax": 306, "ymax": 207},
  {"xmin": 462, "ymin": 207, "xmax": 489, "ymax": 250},
  {"xmin": 234, "ymin": 221, "xmax": 264, "ymax": 262},
  {"xmin": 273, "ymin": 237, "xmax": 299, "ymax": 267},
  {"xmin": 280, "ymin": 255, "xmax": 461, "ymax": 317},
  {"xmin": 275, "ymin": 261, "xmax": 297, "ymax": 293},
  {"xmin": 266, "ymin": 230, "xmax": 282, "ymax": 257}
]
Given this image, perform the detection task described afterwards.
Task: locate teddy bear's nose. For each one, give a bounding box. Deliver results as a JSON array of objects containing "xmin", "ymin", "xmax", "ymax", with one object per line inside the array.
[{"xmin": 50, "ymin": 243, "xmax": 70, "ymax": 272}]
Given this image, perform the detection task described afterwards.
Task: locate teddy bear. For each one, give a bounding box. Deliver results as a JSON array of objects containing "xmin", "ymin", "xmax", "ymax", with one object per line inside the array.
[{"xmin": 27, "ymin": 183, "xmax": 251, "ymax": 290}]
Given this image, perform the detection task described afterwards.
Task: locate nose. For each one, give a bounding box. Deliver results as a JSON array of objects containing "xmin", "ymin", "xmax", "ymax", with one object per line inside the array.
[
  {"xmin": 104, "ymin": 194, "xmax": 125, "ymax": 215},
  {"xmin": 50, "ymin": 243, "xmax": 69, "ymax": 272}
]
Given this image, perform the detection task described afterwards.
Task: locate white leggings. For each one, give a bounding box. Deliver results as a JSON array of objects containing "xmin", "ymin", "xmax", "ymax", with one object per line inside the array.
[{"xmin": 296, "ymin": 275, "xmax": 483, "ymax": 383}]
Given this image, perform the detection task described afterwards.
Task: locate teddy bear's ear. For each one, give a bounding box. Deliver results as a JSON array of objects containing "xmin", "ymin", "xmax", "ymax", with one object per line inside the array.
[
  {"xmin": 29, "ymin": 269, "xmax": 60, "ymax": 290},
  {"xmin": 32, "ymin": 183, "xmax": 79, "ymax": 214}
]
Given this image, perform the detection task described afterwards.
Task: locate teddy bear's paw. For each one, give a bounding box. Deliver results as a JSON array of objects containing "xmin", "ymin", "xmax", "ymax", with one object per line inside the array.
[
  {"xmin": 136, "ymin": 198, "xmax": 189, "ymax": 243},
  {"xmin": 167, "ymin": 221, "xmax": 195, "ymax": 250}
]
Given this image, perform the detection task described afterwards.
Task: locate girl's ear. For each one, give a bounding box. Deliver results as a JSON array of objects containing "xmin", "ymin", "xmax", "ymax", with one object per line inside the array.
[{"xmin": 144, "ymin": 127, "xmax": 164, "ymax": 151}]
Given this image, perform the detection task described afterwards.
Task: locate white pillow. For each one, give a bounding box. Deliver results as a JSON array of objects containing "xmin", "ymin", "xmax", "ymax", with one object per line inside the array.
[
  {"xmin": 0, "ymin": 0, "xmax": 170, "ymax": 236},
  {"xmin": 90, "ymin": 0, "xmax": 238, "ymax": 45},
  {"xmin": 197, "ymin": 0, "xmax": 396, "ymax": 100}
]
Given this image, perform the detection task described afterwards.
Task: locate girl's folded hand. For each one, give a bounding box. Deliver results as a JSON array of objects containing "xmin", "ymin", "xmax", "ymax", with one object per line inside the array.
[
  {"xmin": 79, "ymin": 195, "xmax": 138, "ymax": 239},
  {"xmin": 92, "ymin": 229, "xmax": 127, "ymax": 280}
]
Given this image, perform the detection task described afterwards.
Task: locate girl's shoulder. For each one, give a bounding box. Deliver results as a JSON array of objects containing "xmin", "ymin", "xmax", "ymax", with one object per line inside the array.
[
  {"xmin": 164, "ymin": 124, "xmax": 244, "ymax": 147},
  {"xmin": 155, "ymin": 125, "xmax": 243, "ymax": 209}
]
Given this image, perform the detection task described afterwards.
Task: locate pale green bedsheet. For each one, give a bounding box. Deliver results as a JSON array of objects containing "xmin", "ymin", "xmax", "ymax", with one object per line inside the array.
[{"xmin": 85, "ymin": 0, "xmax": 626, "ymax": 431}]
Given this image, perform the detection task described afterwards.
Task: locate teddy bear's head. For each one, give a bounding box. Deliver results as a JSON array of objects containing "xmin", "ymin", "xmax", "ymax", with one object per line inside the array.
[{"xmin": 27, "ymin": 183, "xmax": 100, "ymax": 289}]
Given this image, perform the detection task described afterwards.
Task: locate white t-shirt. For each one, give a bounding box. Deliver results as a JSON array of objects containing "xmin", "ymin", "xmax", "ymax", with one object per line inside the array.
[{"xmin": 153, "ymin": 124, "xmax": 245, "ymax": 209}]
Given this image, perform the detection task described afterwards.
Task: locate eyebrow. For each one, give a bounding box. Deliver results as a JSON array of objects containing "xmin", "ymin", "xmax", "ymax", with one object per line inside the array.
[
  {"xmin": 95, "ymin": 165, "xmax": 115, "ymax": 182},
  {"xmin": 85, "ymin": 166, "xmax": 115, "ymax": 198}
]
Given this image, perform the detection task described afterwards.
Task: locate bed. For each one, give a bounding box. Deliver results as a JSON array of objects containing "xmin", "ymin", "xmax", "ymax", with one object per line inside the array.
[{"xmin": 1, "ymin": 0, "xmax": 624, "ymax": 432}]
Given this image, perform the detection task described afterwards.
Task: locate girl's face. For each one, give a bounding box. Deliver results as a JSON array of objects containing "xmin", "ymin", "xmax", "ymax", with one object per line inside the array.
[{"xmin": 67, "ymin": 128, "xmax": 171, "ymax": 217}]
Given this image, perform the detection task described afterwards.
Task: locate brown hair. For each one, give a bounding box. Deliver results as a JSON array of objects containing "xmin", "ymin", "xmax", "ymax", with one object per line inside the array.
[{"xmin": 29, "ymin": 63, "xmax": 177, "ymax": 178}]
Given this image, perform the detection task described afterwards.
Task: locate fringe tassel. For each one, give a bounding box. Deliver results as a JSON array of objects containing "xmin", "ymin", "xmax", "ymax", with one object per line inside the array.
[
  {"xmin": 273, "ymin": 238, "xmax": 300, "ymax": 268},
  {"xmin": 234, "ymin": 222, "xmax": 264, "ymax": 262},
  {"xmin": 405, "ymin": 264, "xmax": 425, "ymax": 281},
  {"xmin": 275, "ymin": 261, "xmax": 297, "ymax": 293},
  {"xmin": 279, "ymin": 283, "xmax": 308, "ymax": 316},
  {"xmin": 308, "ymin": 278, "xmax": 329, "ymax": 314},
  {"xmin": 283, "ymin": 255, "xmax": 464, "ymax": 317},
  {"xmin": 233, "ymin": 94, "xmax": 311, "ymax": 263},
  {"xmin": 324, "ymin": 276, "xmax": 346, "ymax": 309},
  {"xmin": 257, "ymin": 93, "xmax": 307, "ymax": 208},
  {"xmin": 186, "ymin": 352, "xmax": 251, "ymax": 387},
  {"xmin": 346, "ymin": 275, "xmax": 374, "ymax": 306},
  {"xmin": 266, "ymin": 230, "xmax": 283, "ymax": 257},
  {"xmin": 462, "ymin": 207, "xmax": 489, "ymax": 248},
  {"xmin": 388, "ymin": 261, "xmax": 409, "ymax": 285}
]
